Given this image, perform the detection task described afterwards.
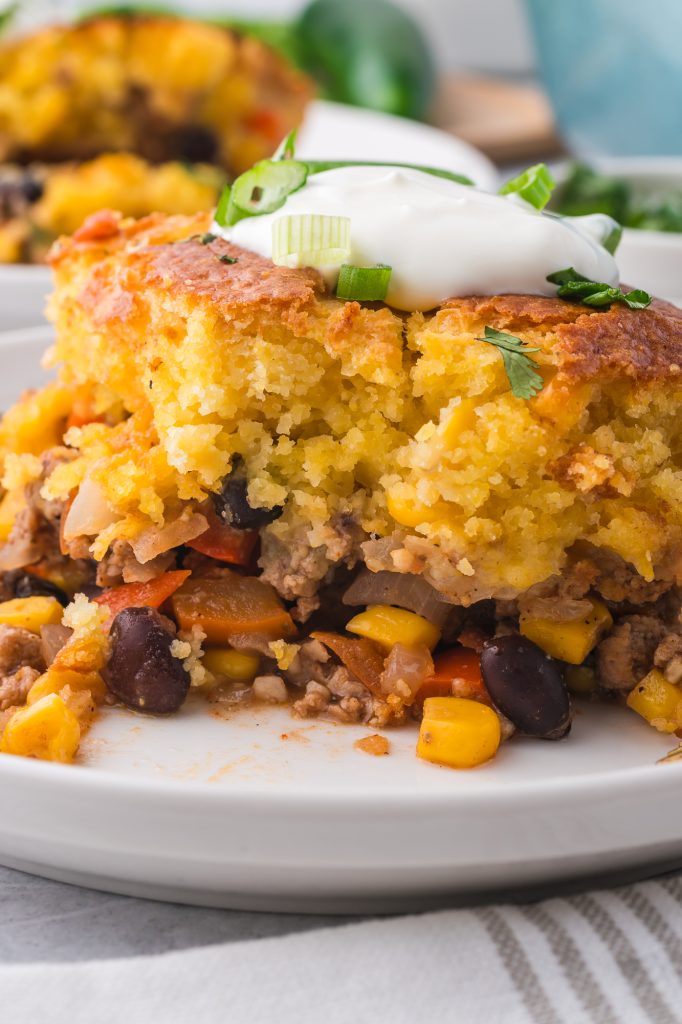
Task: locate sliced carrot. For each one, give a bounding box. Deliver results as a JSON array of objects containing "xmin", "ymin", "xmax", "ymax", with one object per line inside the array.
[
  {"xmin": 171, "ymin": 571, "xmax": 296, "ymax": 644},
  {"xmin": 415, "ymin": 647, "xmax": 488, "ymax": 707},
  {"xmin": 94, "ymin": 570, "xmax": 191, "ymax": 618},
  {"xmin": 187, "ymin": 513, "xmax": 258, "ymax": 567},
  {"xmin": 311, "ymin": 631, "xmax": 386, "ymax": 695}
]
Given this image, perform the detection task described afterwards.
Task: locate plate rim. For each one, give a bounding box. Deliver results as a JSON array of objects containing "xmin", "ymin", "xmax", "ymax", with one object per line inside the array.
[{"xmin": 2, "ymin": 739, "xmax": 682, "ymax": 809}]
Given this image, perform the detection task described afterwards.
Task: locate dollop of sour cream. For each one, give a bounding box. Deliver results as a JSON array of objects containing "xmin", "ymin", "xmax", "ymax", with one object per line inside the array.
[{"xmin": 212, "ymin": 165, "xmax": 619, "ymax": 312}]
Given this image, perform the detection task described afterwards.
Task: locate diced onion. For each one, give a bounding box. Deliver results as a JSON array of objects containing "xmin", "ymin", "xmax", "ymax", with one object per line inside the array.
[
  {"xmin": 336, "ymin": 263, "xmax": 392, "ymax": 301},
  {"xmin": 380, "ymin": 642, "xmax": 434, "ymax": 701},
  {"xmin": 343, "ymin": 569, "xmax": 451, "ymax": 627},
  {"xmin": 62, "ymin": 477, "xmax": 118, "ymax": 541},
  {"xmin": 130, "ymin": 512, "xmax": 208, "ymax": 563},
  {"xmin": 271, "ymin": 214, "xmax": 351, "ymax": 268}
]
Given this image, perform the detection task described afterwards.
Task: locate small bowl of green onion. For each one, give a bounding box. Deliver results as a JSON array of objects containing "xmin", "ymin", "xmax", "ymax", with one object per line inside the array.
[{"xmin": 551, "ymin": 158, "xmax": 682, "ymax": 304}]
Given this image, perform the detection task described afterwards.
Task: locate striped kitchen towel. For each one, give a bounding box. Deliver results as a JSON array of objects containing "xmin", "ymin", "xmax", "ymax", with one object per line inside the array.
[{"xmin": 3, "ymin": 875, "xmax": 682, "ymax": 1024}]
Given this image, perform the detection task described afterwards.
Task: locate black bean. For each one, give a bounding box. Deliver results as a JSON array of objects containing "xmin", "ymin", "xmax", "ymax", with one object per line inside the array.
[
  {"xmin": 21, "ymin": 174, "xmax": 44, "ymax": 204},
  {"xmin": 212, "ymin": 456, "xmax": 283, "ymax": 529},
  {"xmin": 480, "ymin": 634, "xmax": 571, "ymax": 739},
  {"xmin": 102, "ymin": 607, "xmax": 190, "ymax": 715},
  {"xmin": 14, "ymin": 573, "xmax": 69, "ymax": 607},
  {"xmin": 171, "ymin": 124, "xmax": 219, "ymax": 163}
]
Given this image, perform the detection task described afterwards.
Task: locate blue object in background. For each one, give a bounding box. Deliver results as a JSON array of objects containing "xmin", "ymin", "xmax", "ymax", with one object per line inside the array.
[{"xmin": 525, "ymin": 0, "xmax": 682, "ymax": 156}]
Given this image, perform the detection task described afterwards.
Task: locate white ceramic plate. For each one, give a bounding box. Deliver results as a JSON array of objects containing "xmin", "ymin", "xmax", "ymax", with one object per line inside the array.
[
  {"xmin": 0, "ymin": 100, "xmax": 497, "ymax": 332},
  {"xmin": 1, "ymin": 327, "xmax": 682, "ymax": 913}
]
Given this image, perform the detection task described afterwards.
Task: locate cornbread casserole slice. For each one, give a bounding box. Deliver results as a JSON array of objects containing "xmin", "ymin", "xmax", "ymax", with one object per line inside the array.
[
  {"xmin": 0, "ymin": 14, "xmax": 312, "ymax": 262},
  {"xmin": 1, "ymin": 207, "xmax": 682, "ymax": 764}
]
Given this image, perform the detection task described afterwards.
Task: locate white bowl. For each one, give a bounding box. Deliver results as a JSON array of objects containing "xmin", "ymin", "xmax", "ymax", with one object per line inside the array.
[
  {"xmin": 0, "ymin": 100, "xmax": 497, "ymax": 330},
  {"xmin": 556, "ymin": 157, "xmax": 682, "ymax": 304}
]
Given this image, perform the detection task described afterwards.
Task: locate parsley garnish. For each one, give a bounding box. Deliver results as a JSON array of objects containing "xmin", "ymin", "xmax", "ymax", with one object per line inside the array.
[
  {"xmin": 547, "ymin": 268, "xmax": 652, "ymax": 309},
  {"xmin": 478, "ymin": 327, "xmax": 544, "ymax": 400},
  {"xmin": 199, "ymin": 232, "xmax": 218, "ymax": 245},
  {"xmin": 218, "ymin": 254, "xmax": 238, "ymax": 264}
]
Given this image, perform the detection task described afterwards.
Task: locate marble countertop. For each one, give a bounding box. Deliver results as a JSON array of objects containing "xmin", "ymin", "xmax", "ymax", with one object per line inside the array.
[{"xmin": 0, "ymin": 865, "xmax": 352, "ymax": 963}]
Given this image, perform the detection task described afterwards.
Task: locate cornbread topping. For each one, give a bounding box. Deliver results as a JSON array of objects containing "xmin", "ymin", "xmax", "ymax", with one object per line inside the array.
[{"xmin": 214, "ymin": 165, "xmax": 619, "ymax": 311}]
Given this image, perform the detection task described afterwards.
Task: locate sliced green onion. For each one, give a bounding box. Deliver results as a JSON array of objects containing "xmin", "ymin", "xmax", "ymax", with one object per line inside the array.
[
  {"xmin": 214, "ymin": 184, "xmax": 232, "ymax": 228},
  {"xmin": 224, "ymin": 160, "xmax": 308, "ymax": 226},
  {"xmin": 303, "ymin": 160, "xmax": 473, "ymax": 186},
  {"xmin": 336, "ymin": 264, "xmax": 392, "ymax": 301},
  {"xmin": 273, "ymin": 128, "xmax": 298, "ymax": 161},
  {"xmin": 272, "ymin": 214, "xmax": 351, "ymax": 267},
  {"xmin": 499, "ymin": 163, "xmax": 556, "ymax": 210},
  {"xmin": 602, "ymin": 220, "xmax": 623, "ymax": 255},
  {"xmin": 216, "ymin": 153, "xmax": 473, "ymax": 230}
]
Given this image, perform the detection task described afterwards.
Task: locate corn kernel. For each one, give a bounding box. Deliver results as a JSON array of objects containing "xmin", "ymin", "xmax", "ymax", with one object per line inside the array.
[
  {"xmin": 440, "ymin": 398, "xmax": 477, "ymax": 446},
  {"xmin": 565, "ymin": 665, "xmax": 597, "ymax": 695},
  {"xmin": 627, "ymin": 669, "xmax": 682, "ymax": 733},
  {"xmin": 27, "ymin": 668, "xmax": 107, "ymax": 707},
  {"xmin": 346, "ymin": 604, "xmax": 440, "ymax": 651},
  {"xmin": 0, "ymin": 596, "xmax": 63, "ymax": 633},
  {"xmin": 386, "ymin": 491, "xmax": 449, "ymax": 529},
  {"xmin": 0, "ymin": 487, "xmax": 26, "ymax": 542},
  {"xmin": 1, "ymin": 693, "xmax": 80, "ymax": 762},
  {"xmin": 519, "ymin": 598, "xmax": 612, "ymax": 665},
  {"xmin": 0, "ymin": 381, "xmax": 72, "ymax": 456},
  {"xmin": 417, "ymin": 696, "xmax": 500, "ymax": 769},
  {"xmin": 202, "ymin": 648, "xmax": 260, "ymax": 681}
]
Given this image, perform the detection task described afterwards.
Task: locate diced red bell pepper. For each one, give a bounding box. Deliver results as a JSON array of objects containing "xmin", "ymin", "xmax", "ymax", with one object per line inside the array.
[
  {"xmin": 415, "ymin": 647, "xmax": 488, "ymax": 706},
  {"xmin": 95, "ymin": 570, "xmax": 191, "ymax": 618},
  {"xmin": 187, "ymin": 515, "xmax": 258, "ymax": 567},
  {"xmin": 246, "ymin": 109, "xmax": 284, "ymax": 142}
]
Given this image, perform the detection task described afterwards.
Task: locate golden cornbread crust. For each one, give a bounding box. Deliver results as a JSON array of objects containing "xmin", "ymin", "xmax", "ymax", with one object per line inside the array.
[
  {"xmin": 62, "ymin": 212, "xmax": 325, "ymax": 321},
  {"xmin": 26, "ymin": 210, "xmax": 682, "ymax": 617},
  {"xmin": 441, "ymin": 293, "xmax": 682, "ymax": 388},
  {"xmin": 53, "ymin": 213, "xmax": 682, "ymax": 387}
]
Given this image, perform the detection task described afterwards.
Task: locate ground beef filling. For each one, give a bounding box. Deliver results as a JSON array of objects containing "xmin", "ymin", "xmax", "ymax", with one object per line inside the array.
[
  {"xmin": 2, "ymin": 469, "xmax": 681, "ymax": 725},
  {"xmin": 0, "ymin": 625, "xmax": 44, "ymax": 710}
]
